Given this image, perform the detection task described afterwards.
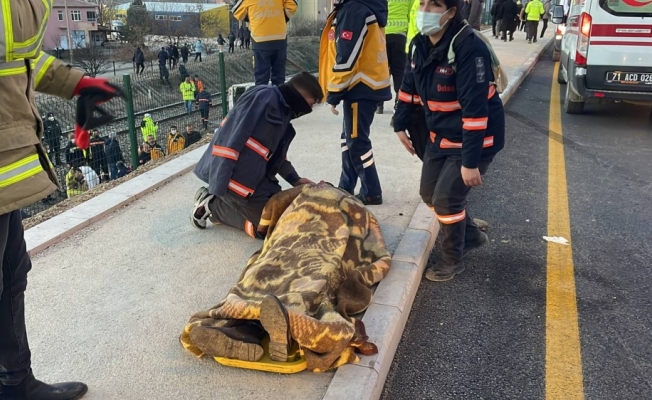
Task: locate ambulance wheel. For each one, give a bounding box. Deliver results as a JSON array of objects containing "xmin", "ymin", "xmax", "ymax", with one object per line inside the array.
[
  {"xmin": 564, "ymin": 81, "xmax": 585, "ymax": 114},
  {"xmin": 557, "ymin": 61, "xmax": 567, "ymax": 84}
]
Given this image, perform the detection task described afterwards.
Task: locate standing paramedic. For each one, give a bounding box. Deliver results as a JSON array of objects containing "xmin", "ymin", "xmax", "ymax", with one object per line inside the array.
[
  {"xmin": 0, "ymin": 2, "xmax": 122, "ymax": 398},
  {"xmin": 190, "ymin": 72, "xmax": 323, "ymax": 238},
  {"xmin": 319, "ymin": 0, "xmax": 392, "ymax": 206},
  {"xmin": 393, "ymin": 0, "xmax": 505, "ymax": 282},
  {"xmin": 232, "ymin": 0, "xmax": 297, "ymax": 86}
]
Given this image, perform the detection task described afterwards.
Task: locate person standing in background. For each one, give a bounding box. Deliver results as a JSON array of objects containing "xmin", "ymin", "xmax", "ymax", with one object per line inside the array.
[
  {"xmin": 43, "ymin": 112, "xmax": 64, "ymax": 166},
  {"xmin": 133, "ymin": 46, "xmax": 146, "ymax": 75},
  {"xmin": 524, "ymin": 0, "xmax": 544, "ymax": 43},
  {"xmin": 377, "ymin": 0, "xmax": 414, "ymax": 128},
  {"xmin": 228, "ymin": 32, "xmax": 236, "ymax": 53},
  {"xmin": 180, "ymin": 76, "xmax": 197, "ymax": 116},
  {"xmin": 232, "ymin": 0, "xmax": 297, "ymax": 86},
  {"xmin": 500, "ymin": 0, "xmax": 519, "ymax": 41},
  {"xmin": 244, "ymin": 27, "xmax": 252, "ymax": 50},
  {"xmin": 194, "ymin": 40, "xmax": 204, "ymax": 62},
  {"xmin": 105, "ymin": 132, "xmax": 124, "ymax": 180},
  {"xmin": 468, "ymin": 0, "xmax": 485, "ymax": 30},
  {"xmin": 181, "ymin": 44, "xmax": 190, "ymax": 64},
  {"xmin": 319, "ymin": 0, "xmax": 392, "ymax": 206},
  {"xmin": 540, "ymin": 0, "xmax": 551, "ymax": 38}
]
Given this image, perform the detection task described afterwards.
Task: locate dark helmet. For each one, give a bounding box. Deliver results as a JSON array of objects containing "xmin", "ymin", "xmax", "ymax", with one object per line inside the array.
[{"xmin": 46, "ymin": 112, "xmax": 54, "ymax": 117}]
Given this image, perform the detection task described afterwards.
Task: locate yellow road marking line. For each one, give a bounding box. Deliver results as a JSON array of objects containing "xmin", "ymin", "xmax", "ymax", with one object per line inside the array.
[{"xmin": 546, "ymin": 63, "xmax": 585, "ymax": 400}]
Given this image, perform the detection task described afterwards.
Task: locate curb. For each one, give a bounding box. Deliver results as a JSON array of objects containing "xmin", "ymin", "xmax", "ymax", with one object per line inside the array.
[
  {"xmin": 322, "ymin": 37, "xmax": 554, "ymax": 400},
  {"xmin": 24, "ymin": 146, "xmax": 205, "ymax": 256}
]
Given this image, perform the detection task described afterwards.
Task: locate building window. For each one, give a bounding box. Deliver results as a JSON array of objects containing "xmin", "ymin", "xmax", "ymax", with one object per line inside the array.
[
  {"xmin": 71, "ymin": 10, "xmax": 81, "ymax": 21},
  {"xmin": 170, "ymin": 16, "xmax": 182, "ymax": 21},
  {"xmin": 155, "ymin": 15, "xmax": 167, "ymax": 20},
  {"xmin": 86, "ymin": 11, "xmax": 96, "ymax": 22},
  {"xmin": 58, "ymin": 10, "xmax": 64, "ymax": 21}
]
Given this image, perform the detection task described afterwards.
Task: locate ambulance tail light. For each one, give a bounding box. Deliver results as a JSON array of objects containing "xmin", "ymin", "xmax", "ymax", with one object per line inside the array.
[{"xmin": 575, "ymin": 12, "xmax": 592, "ymax": 66}]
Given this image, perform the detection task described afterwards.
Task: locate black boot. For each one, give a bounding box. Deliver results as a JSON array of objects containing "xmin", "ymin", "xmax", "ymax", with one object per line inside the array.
[
  {"xmin": 355, "ymin": 193, "xmax": 383, "ymax": 206},
  {"xmin": 0, "ymin": 372, "xmax": 87, "ymax": 400},
  {"xmin": 376, "ymin": 103, "xmax": 384, "ymax": 114},
  {"xmin": 189, "ymin": 323, "xmax": 266, "ymax": 362},
  {"xmin": 259, "ymin": 295, "xmax": 292, "ymax": 362}
]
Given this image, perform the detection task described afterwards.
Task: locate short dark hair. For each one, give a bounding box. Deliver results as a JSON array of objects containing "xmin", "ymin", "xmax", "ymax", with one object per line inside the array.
[{"xmin": 288, "ymin": 72, "xmax": 323, "ymax": 103}]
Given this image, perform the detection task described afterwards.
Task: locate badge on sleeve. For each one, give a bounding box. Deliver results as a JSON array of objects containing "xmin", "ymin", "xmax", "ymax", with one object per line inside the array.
[
  {"xmin": 475, "ymin": 57, "xmax": 485, "ymax": 83},
  {"xmin": 340, "ymin": 30, "xmax": 353, "ymax": 40}
]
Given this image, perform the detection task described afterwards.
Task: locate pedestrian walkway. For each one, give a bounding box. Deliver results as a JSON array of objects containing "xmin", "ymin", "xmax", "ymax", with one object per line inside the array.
[{"xmin": 24, "ymin": 34, "xmax": 552, "ymax": 400}]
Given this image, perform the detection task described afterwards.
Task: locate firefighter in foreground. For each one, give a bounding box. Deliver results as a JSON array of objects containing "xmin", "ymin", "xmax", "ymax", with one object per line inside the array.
[
  {"xmin": 319, "ymin": 0, "xmax": 392, "ymax": 205},
  {"xmin": 393, "ymin": 0, "xmax": 505, "ymax": 281},
  {"xmin": 190, "ymin": 72, "xmax": 323, "ymax": 238},
  {"xmin": 0, "ymin": 3, "xmax": 122, "ymax": 398}
]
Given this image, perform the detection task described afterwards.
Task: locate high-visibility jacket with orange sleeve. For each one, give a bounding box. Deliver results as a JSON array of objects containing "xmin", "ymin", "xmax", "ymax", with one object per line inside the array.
[
  {"xmin": 0, "ymin": 1, "xmax": 85, "ymax": 215},
  {"xmin": 232, "ymin": 0, "xmax": 297, "ymax": 50},
  {"xmin": 394, "ymin": 22, "xmax": 505, "ymax": 169},
  {"xmin": 194, "ymin": 85, "xmax": 301, "ymax": 202},
  {"xmin": 318, "ymin": 0, "xmax": 392, "ymax": 106}
]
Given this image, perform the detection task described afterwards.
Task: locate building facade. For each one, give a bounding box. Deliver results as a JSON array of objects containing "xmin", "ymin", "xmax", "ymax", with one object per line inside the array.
[{"xmin": 44, "ymin": 0, "xmax": 108, "ymax": 50}]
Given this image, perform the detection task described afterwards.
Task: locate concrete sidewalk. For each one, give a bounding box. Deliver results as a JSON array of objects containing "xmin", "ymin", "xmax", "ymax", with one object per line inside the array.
[{"xmin": 24, "ymin": 35, "xmax": 552, "ymax": 400}]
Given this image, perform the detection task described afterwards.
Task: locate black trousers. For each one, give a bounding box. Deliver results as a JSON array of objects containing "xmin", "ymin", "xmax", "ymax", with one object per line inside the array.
[
  {"xmin": 194, "ymin": 52, "xmax": 202, "ymax": 62},
  {"xmin": 200, "ymin": 108, "xmax": 209, "ymax": 129},
  {"xmin": 44, "ymin": 136, "xmax": 61, "ymax": 165},
  {"xmin": 526, "ymin": 20, "xmax": 539, "ymax": 41},
  {"xmin": 228, "ymin": 43, "xmax": 235, "ymax": 53},
  {"xmin": 253, "ymin": 45, "xmax": 287, "ymax": 86},
  {"xmin": 339, "ymin": 99, "xmax": 382, "ymax": 197},
  {"xmin": 136, "ymin": 62, "xmax": 145, "ymax": 75},
  {"xmin": 208, "ymin": 179, "xmax": 280, "ymax": 239},
  {"xmin": 420, "ymin": 153, "xmax": 493, "ymax": 264},
  {"xmin": 540, "ymin": 19, "xmax": 549, "ymax": 37},
  {"xmin": 0, "ymin": 210, "xmax": 32, "ymax": 385},
  {"xmin": 386, "ymin": 34, "xmax": 407, "ymax": 99}
]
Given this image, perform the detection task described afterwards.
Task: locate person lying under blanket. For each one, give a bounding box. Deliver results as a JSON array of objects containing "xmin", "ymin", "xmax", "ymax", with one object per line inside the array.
[{"xmin": 180, "ymin": 183, "xmax": 392, "ymax": 372}]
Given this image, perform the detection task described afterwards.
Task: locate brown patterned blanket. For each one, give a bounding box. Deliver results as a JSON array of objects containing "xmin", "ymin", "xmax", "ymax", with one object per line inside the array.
[{"xmin": 180, "ymin": 183, "xmax": 391, "ymax": 372}]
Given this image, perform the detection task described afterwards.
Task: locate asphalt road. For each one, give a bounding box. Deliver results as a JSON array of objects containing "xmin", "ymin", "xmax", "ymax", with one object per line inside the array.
[{"xmin": 382, "ymin": 45, "xmax": 652, "ymax": 400}]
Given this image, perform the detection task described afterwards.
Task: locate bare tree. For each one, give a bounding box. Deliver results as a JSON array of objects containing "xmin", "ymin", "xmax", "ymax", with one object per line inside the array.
[
  {"xmin": 74, "ymin": 43, "xmax": 111, "ymax": 77},
  {"xmin": 87, "ymin": 0, "xmax": 117, "ymax": 27},
  {"xmin": 126, "ymin": 0, "xmax": 151, "ymax": 44},
  {"xmin": 200, "ymin": 5, "xmax": 230, "ymax": 38}
]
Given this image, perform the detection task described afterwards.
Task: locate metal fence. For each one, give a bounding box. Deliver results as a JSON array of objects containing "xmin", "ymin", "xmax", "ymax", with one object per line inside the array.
[{"xmin": 25, "ymin": 36, "xmax": 320, "ymax": 218}]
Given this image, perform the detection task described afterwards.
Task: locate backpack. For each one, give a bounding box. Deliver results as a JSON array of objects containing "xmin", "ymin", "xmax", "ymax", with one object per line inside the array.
[{"xmin": 448, "ymin": 22, "xmax": 509, "ymax": 94}]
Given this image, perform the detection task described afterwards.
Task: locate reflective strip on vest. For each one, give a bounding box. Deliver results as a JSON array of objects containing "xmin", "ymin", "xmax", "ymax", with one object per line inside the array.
[
  {"xmin": 0, "ymin": 59, "xmax": 27, "ymax": 76},
  {"xmin": 0, "ymin": 0, "xmax": 52, "ymax": 62},
  {"xmin": 0, "ymin": 154, "xmax": 43, "ymax": 188},
  {"xmin": 31, "ymin": 52, "xmax": 55, "ymax": 87}
]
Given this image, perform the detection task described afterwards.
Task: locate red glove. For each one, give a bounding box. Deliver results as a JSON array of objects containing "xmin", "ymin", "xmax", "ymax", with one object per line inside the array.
[{"xmin": 73, "ymin": 77, "xmax": 123, "ymax": 149}]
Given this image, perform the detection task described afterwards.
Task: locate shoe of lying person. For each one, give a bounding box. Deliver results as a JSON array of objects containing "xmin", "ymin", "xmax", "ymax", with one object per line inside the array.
[
  {"xmin": 259, "ymin": 295, "xmax": 292, "ymax": 362},
  {"xmin": 188, "ymin": 323, "xmax": 266, "ymax": 362}
]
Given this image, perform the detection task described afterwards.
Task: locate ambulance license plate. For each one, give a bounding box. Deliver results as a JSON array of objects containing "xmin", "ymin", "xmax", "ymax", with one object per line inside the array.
[{"xmin": 606, "ymin": 72, "xmax": 652, "ymax": 85}]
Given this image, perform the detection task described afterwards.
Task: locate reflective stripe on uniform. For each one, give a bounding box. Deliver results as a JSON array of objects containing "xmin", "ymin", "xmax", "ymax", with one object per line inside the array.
[
  {"xmin": 212, "ymin": 145, "xmax": 239, "ymax": 161},
  {"xmin": 244, "ymin": 220, "xmax": 256, "ymax": 238},
  {"xmin": 0, "ymin": 0, "xmax": 52, "ymax": 62},
  {"xmin": 462, "ymin": 117, "xmax": 488, "ymax": 130},
  {"xmin": 228, "ymin": 180, "xmax": 254, "ymax": 198},
  {"xmin": 439, "ymin": 136, "xmax": 494, "ymax": 149},
  {"xmin": 0, "ymin": 154, "xmax": 43, "ymax": 188},
  {"xmin": 427, "ymin": 100, "xmax": 461, "ymax": 112},
  {"xmin": 327, "ymin": 71, "xmax": 391, "ymax": 91},
  {"xmin": 435, "ymin": 210, "xmax": 466, "ymax": 225},
  {"xmin": 430, "ymin": 132, "xmax": 436, "ymax": 143},
  {"xmin": 398, "ymin": 89, "xmax": 422, "ymax": 104},
  {"xmin": 0, "ymin": 59, "xmax": 27, "ymax": 76},
  {"xmin": 488, "ymin": 85, "xmax": 496, "ymax": 99},
  {"xmin": 332, "ymin": 15, "xmax": 377, "ymax": 72},
  {"xmin": 31, "ymin": 51, "xmax": 55, "ymax": 87},
  {"xmin": 245, "ymin": 137, "xmax": 270, "ymax": 159}
]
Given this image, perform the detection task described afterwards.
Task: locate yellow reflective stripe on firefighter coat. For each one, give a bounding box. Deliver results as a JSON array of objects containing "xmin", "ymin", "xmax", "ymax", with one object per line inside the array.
[{"xmin": 0, "ymin": 0, "xmax": 85, "ymax": 215}]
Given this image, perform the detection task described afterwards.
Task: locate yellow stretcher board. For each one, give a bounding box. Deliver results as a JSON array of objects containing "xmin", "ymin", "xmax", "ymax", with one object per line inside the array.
[{"xmin": 214, "ymin": 336, "xmax": 307, "ymax": 374}]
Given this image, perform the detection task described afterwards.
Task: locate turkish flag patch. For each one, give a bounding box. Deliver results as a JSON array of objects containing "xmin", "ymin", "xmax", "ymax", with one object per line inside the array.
[{"xmin": 340, "ymin": 30, "xmax": 353, "ymax": 40}]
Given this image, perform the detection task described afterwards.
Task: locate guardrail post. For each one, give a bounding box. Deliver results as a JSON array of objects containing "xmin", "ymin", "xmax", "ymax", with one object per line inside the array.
[
  {"xmin": 122, "ymin": 74, "xmax": 140, "ymax": 169},
  {"xmin": 219, "ymin": 48, "xmax": 228, "ymax": 118}
]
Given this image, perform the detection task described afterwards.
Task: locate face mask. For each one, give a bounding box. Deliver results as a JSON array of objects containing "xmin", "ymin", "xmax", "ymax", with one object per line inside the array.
[
  {"xmin": 48, "ymin": 117, "xmax": 54, "ymax": 121},
  {"xmin": 171, "ymin": 129, "xmax": 177, "ymax": 134},
  {"xmin": 416, "ymin": 9, "xmax": 450, "ymax": 36}
]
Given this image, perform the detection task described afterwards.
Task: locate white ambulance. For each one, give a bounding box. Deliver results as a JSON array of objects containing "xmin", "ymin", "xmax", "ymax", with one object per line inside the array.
[{"xmin": 553, "ymin": 0, "xmax": 652, "ymax": 114}]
